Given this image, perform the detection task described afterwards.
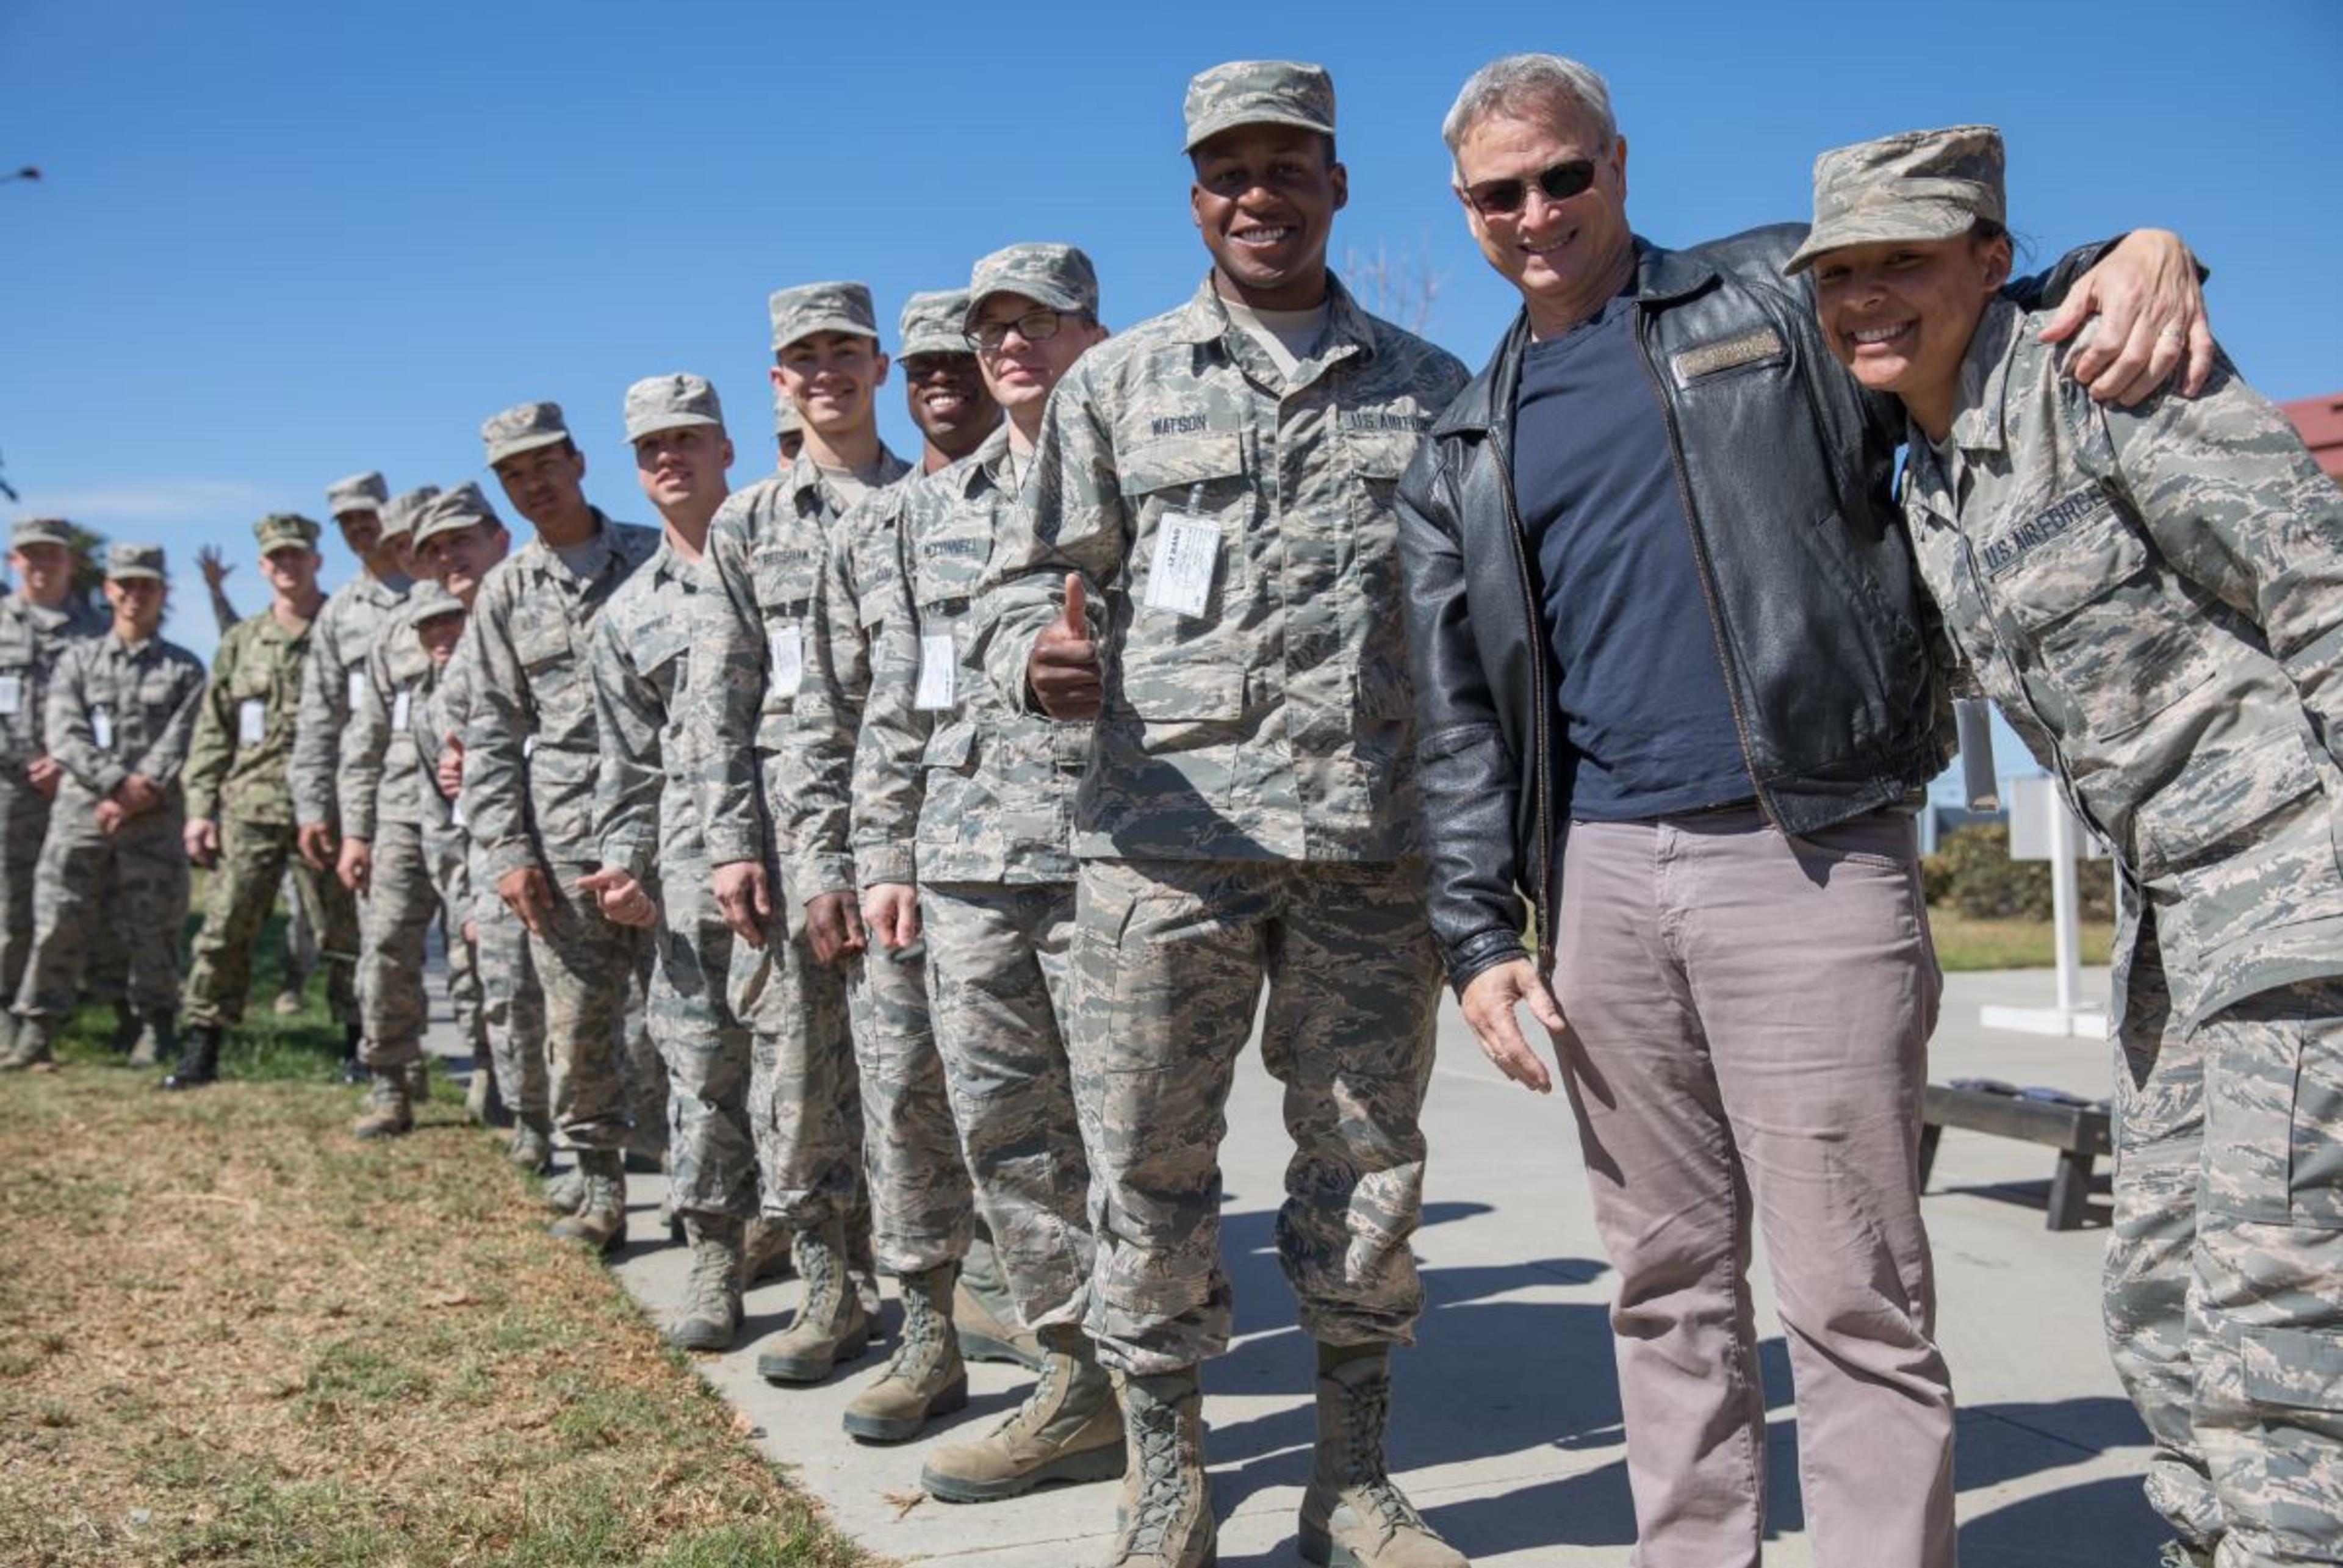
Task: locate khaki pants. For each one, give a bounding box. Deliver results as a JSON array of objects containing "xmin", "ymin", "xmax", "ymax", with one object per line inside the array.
[{"xmin": 1552, "ymin": 808, "xmax": 1951, "ymax": 1568}]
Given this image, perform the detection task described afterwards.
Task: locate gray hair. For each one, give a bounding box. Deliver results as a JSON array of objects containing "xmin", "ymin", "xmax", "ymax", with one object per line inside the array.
[{"xmin": 1441, "ymin": 54, "xmax": 1618, "ymax": 176}]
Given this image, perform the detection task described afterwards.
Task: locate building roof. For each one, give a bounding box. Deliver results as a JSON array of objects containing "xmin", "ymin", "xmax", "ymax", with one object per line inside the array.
[{"xmin": 2284, "ymin": 392, "xmax": 2343, "ymax": 481}]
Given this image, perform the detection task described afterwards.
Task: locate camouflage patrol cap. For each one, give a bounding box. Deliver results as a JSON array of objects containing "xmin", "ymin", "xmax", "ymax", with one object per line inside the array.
[
  {"xmin": 623, "ymin": 372, "xmax": 725, "ymax": 442},
  {"xmin": 325, "ymin": 471, "xmax": 389, "ymax": 519},
  {"xmin": 379, "ymin": 484, "xmax": 443, "ymax": 542},
  {"xmin": 772, "ymin": 386, "xmax": 803, "ymax": 437},
  {"xmin": 1182, "ymin": 60, "xmax": 1336, "ymax": 153},
  {"xmin": 403, "ymin": 579, "xmax": 466, "ymax": 631},
  {"xmin": 769, "ymin": 282, "xmax": 877, "ymax": 352},
  {"xmin": 106, "ymin": 542, "xmax": 166, "ymax": 582},
  {"xmin": 480, "ymin": 401, "xmax": 572, "ymax": 466},
  {"xmin": 10, "ymin": 517, "xmax": 74, "ymax": 551},
  {"xmin": 1785, "ymin": 124, "xmax": 2006, "ymax": 276},
  {"xmin": 962, "ymin": 245, "xmax": 1100, "ymax": 333},
  {"xmin": 899, "ymin": 291, "xmax": 973, "ymax": 358},
  {"xmin": 251, "ymin": 512, "xmax": 321, "ymax": 553},
  {"xmin": 411, "ymin": 481, "xmax": 503, "ymax": 549}
]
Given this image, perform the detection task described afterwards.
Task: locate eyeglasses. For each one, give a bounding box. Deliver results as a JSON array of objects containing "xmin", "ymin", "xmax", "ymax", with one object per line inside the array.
[
  {"xmin": 1461, "ymin": 158, "xmax": 1598, "ymax": 218},
  {"xmin": 966, "ymin": 307, "xmax": 1076, "ymax": 353}
]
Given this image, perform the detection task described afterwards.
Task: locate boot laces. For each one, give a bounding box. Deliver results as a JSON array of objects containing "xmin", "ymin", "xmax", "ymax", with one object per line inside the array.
[
  {"xmin": 879, "ymin": 1274, "xmax": 948, "ymax": 1381},
  {"xmin": 684, "ymin": 1237, "xmax": 736, "ymax": 1315},
  {"xmin": 1335, "ymin": 1375, "xmax": 1428, "ymax": 1537},
  {"xmin": 993, "ymin": 1350, "xmax": 1068, "ymax": 1439},
  {"xmin": 1123, "ymin": 1395, "xmax": 1194, "ymax": 1555}
]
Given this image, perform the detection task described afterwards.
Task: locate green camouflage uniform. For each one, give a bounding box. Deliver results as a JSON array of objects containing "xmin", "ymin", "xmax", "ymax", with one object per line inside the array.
[
  {"xmin": 287, "ymin": 568, "xmax": 398, "ymax": 1027},
  {"xmin": 592, "ymin": 536, "xmax": 757, "ymax": 1218},
  {"xmin": 1900, "ymin": 297, "xmax": 2343, "ymax": 1565},
  {"xmin": 461, "ymin": 502, "xmax": 660, "ymax": 1155},
  {"xmin": 13, "ymin": 619, "xmax": 204, "ymax": 1023},
  {"xmin": 181, "ymin": 577, "xmax": 343, "ymax": 1032},
  {"xmin": 0, "ymin": 568, "xmax": 108, "ymax": 1021},
  {"xmin": 863, "ymin": 419, "xmax": 1092, "ymax": 1324},
  {"xmin": 694, "ymin": 440, "xmax": 907, "ymax": 1227},
  {"xmin": 342, "ymin": 600, "xmax": 452, "ymax": 1069},
  {"xmin": 972, "ymin": 273, "xmax": 1467, "ymax": 1373}
]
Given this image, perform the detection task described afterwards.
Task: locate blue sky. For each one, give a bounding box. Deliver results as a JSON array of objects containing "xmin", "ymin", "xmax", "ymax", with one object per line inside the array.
[{"xmin": 3, "ymin": 0, "xmax": 2338, "ymax": 702}]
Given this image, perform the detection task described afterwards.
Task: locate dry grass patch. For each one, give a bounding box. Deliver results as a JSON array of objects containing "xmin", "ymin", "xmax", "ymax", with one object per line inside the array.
[{"xmin": 0, "ymin": 1054, "xmax": 873, "ymax": 1567}]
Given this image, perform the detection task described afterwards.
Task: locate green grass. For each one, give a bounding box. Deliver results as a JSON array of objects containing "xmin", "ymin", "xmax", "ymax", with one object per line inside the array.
[
  {"xmin": 0, "ymin": 1062, "xmax": 868, "ymax": 1568},
  {"xmin": 1927, "ymin": 906, "xmax": 2116, "ymax": 971}
]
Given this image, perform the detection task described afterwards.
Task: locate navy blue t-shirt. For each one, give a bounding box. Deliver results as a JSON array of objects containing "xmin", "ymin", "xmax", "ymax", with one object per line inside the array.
[{"xmin": 1511, "ymin": 289, "xmax": 1754, "ymax": 821}]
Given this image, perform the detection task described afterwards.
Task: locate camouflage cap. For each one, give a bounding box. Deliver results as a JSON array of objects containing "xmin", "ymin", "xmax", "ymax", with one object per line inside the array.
[
  {"xmin": 411, "ymin": 481, "xmax": 503, "ymax": 549},
  {"xmin": 379, "ymin": 484, "xmax": 443, "ymax": 542},
  {"xmin": 325, "ymin": 470, "xmax": 389, "ymax": 519},
  {"xmin": 963, "ymin": 245, "xmax": 1100, "ymax": 333},
  {"xmin": 772, "ymin": 386, "xmax": 803, "ymax": 437},
  {"xmin": 252, "ymin": 512, "xmax": 322, "ymax": 553},
  {"xmin": 1182, "ymin": 60, "xmax": 1336, "ymax": 153},
  {"xmin": 403, "ymin": 579, "xmax": 466, "ymax": 631},
  {"xmin": 898, "ymin": 291, "xmax": 973, "ymax": 359},
  {"xmin": 9, "ymin": 517, "xmax": 74, "ymax": 551},
  {"xmin": 769, "ymin": 281, "xmax": 877, "ymax": 353},
  {"xmin": 480, "ymin": 401, "xmax": 571, "ymax": 466},
  {"xmin": 106, "ymin": 542, "xmax": 166, "ymax": 582},
  {"xmin": 1785, "ymin": 124, "xmax": 2006, "ymax": 276},
  {"xmin": 624, "ymin": 372, "xmax": 725, "ymax": 443}
]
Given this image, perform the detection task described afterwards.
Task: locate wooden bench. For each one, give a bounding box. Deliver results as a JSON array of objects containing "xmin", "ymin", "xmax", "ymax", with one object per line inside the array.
[{"xmin": 1918, "ymin": 1082, "xmax": 2113, "ymax": 1232}]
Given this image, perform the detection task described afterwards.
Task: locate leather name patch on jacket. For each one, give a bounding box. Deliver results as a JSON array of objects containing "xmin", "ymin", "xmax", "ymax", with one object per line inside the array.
[{"xmin": 1671, "ymin": 328, "xmax": 1785, "ymax": 382}]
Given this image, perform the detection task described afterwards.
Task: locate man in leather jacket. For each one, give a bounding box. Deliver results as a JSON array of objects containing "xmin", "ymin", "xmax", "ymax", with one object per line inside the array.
[{"xmin": 1395, "ymin": 52, "xmax": 2213, "ymax": 1568}]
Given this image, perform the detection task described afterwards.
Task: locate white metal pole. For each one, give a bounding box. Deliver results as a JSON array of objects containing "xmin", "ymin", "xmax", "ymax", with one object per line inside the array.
[{"xmin": 2050, "ymin": 795, "xmax": 2081, "ymax": 1017}]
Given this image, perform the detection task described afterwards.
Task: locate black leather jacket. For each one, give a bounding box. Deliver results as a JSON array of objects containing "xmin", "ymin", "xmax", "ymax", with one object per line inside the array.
[{"xmin": 1397, "ymin": 225, "xmax": 2102, "ymax": 993}]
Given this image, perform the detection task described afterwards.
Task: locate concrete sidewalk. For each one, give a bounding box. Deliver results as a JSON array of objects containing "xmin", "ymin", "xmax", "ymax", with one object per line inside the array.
[{"xmin": 470, "ymin": 965, "xmax": 2161, "ymax": 1566}]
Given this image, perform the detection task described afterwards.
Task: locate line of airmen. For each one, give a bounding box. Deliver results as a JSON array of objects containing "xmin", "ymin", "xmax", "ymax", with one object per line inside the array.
[{"xmin": 0, "ymin": 61, "xmax": 1474, "ymax": 1568}]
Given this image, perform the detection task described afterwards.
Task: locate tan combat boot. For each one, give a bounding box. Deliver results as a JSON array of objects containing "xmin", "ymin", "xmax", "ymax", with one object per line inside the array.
[
  {"xmin": 403, "ymin": 1057, "xmax": 431, "ymax": 1102},
  {"xmin": 664, "ymin": 1214, "xmax": 744, "ymax": 1352},
  {"xmin": 955, "ymin": 1261, "xmax": 1044, "ymax": 1368},
  {"xmin": 923, "ymin": 1323, "xmax": 1126, "ymax": 1503},
  {"xmin": 351, "ymin": 1067, "xmax": 415, "ymax": 1140},
  {"xmin": 547, "ymin": 1149, "xmax": 627, "ymax": 1255},
  {"xmin": 0, "ymin": 1015, "xmax": 52, "ymax": 1072},
  {"xmin": 1297, "ymin": 1347, "xmax": 1464, "ymax": 1568},
  {"xmin": 842, "ymin": 1262, "xmax": 968, "ymax": 1442},
  {"xmin": 744, "ymin": 1214, "xmax": 794, "ymax": 1285},
  {"xmin": 1100, "ymin": 1367, "xmax": 1215, "ymax": 1568},
  {"xmin": 507, "ymin": 1115, "xmax": 553, "ymax": 1174},
  {"xmin": 541, "ymin": 1163, "xmax": 588, "ymax": 1214},
  {"xmin": 754, "ymin": 1217, "xmax": 871, "ymax": 1383}
]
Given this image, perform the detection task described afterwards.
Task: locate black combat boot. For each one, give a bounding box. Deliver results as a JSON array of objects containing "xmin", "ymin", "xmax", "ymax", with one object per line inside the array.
[{"xmin": 159, "ymin": 1023, "xmax": 221, "ymax": 1091}]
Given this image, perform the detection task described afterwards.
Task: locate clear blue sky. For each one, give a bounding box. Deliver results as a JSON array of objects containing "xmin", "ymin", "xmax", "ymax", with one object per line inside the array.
[{"xmin": 3, "ymin": 0, "xmax": 2338, "ymax": 678}]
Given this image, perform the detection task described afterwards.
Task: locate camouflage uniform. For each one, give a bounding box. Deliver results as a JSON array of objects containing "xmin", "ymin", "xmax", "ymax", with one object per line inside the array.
[
  {"xmin": 394, "ymin": 586, "xmax": 486, "ymax": 1079},
  {"xmin": 972, "ymin": 272, "xmax": 1467, "ymax": 1373},
  {"xmin": 693, "ymin": 342, "xmax": 907, "ymax": 1229},
  {"xmin": 784, "ymin": 295, "xmax": 983, "ymax": 1279},
  {"xmin": 13, "ymin": 556, "xmax": 204, "ymax": 1027},
  {"xmin": 462, "ymin": 407, "xmax": 660, "ymax": 1156},
  {"xmin": 286, "ymin": 563, "xmax": 397, "ymax": 1033},
  {"xmin": 181, "ymin": 517, "xmax": 343, "ymax": 1032},
  {"xmin": 0, "ymin": 525, "xmax": 108, "ymax": 1029},
  {"xmin": 1898, "ymin": 297, "xmax": 2343, "ymax": 1567},
  {"xmin": 431, "ymin": 614, "xmax": 545, "ymax": 1119},
  {"xmin": 863, "ymin": 415, "xmax": 1092, "ymax": 1324},
  {"xmin": 594, "ymin": 535, "xmax": 757, "ymax": 1218},
  {"xmin": 341, "ymin": 578, "xmax": 448, "ymax": 1070}
]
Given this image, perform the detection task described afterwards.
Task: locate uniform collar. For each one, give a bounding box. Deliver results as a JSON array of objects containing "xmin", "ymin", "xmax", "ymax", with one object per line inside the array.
[
  {"xmin": 1945, "ymin": 297, "xmax": 2024, "ymax": 458},
  {"xmin": 785, "ymin": 444, "xmax": 909, "ymax": 518},
  {"xmin": 1168, "ymin": 271, "xmax": 1378, "ymax": 368}
]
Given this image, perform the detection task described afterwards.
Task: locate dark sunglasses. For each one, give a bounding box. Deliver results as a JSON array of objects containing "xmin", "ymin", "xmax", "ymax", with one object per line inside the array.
[{"xmin": 1463, "ymin": 158, "xmax": 1598, "ymax": 217}]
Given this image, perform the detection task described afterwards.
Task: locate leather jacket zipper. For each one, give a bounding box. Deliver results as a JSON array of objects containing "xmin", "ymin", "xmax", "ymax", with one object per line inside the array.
[
  {"xmin": 1632, "ymin": 314, "xmax": 1778, "ymax": 829},
  {"xmin": 1488, "ymin": 437, "xmax": 1557, "ymax": 977}
]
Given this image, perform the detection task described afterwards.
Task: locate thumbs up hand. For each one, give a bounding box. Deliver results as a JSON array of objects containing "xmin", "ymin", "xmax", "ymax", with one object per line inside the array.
[{"xmin": 1028, "ymin": 571, "xmax": 1103, "ymax": 721}]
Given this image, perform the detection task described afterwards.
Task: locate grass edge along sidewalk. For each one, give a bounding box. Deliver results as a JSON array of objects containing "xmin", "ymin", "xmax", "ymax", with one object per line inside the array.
[{"xmin": 0, "ymin": 1041, "xmax": 877, "ymax": 1568}]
